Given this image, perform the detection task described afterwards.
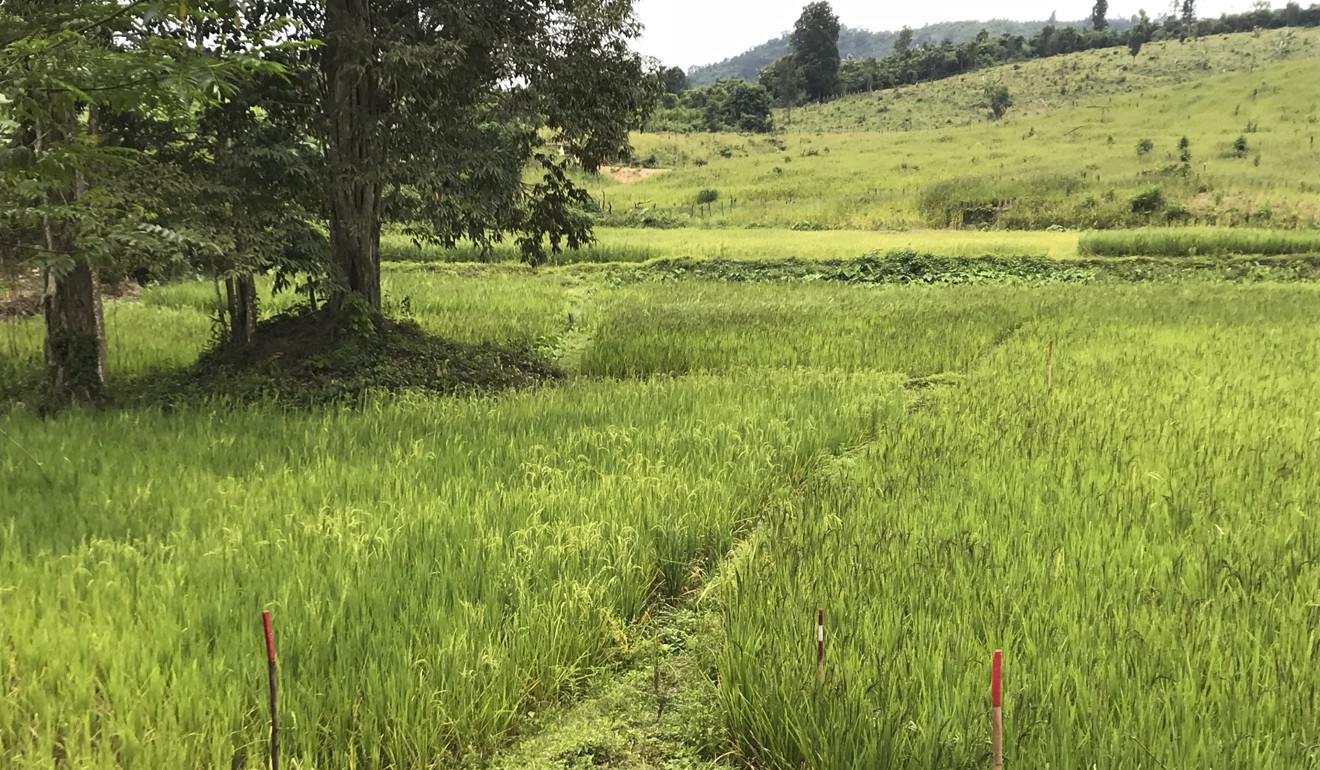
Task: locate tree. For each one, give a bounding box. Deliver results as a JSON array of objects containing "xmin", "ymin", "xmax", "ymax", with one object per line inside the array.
[
  {"xmin": 1129, "ymin": 11, "xmax": 1154, "ymax": 57},
  {"xmin": 0, "ymin": 0, "xmax": 279, "ymax": 404},
  {"xmin": 983, "ymin": 81, "xmax": 1014, "ymax": 120},
  {"xmin": 895, "ymin": 26, "xmax": 914, "ymax": 55},
  {"xmin": 702, "ymin": 80, "xmax": 774, "ymax": 133},
  {"xmin": 790, "ymin": 2, "xmax": 842, "ymax": 102},
  {"xmin": 663, "ymin": 67, "xmax": 690, "ymax": 95},
  {"xmin": 759, "ymin": 56, "xmax": 806, "ymax": 125},
  {"xmin": 1093, "ymin": 0, "xmax": 1110, "ymax": 30},
  {"xmin": 1180, "ymin": 0, "xmax": 1197, "ymax": 37},
  {"xmin": 320, "ymin": 0, "xmax": 656, "ymax": 313}
]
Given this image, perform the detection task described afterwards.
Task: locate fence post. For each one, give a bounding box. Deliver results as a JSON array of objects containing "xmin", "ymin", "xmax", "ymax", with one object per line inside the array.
[
  {"xmin": 816, "ymin": 609, "xmax": 825, "ymax": 687},
  {"xmin": 263, "ymin": 611, "xmax": 280, "ymax": 770},
  {"xmin": 992, "ymin": 649, "xmax": 1003, "ymax": 770}
]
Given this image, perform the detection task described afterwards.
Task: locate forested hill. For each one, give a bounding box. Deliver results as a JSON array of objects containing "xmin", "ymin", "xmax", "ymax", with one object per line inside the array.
[{"xmin": 687, "ymin": 18, "xmax": 1136, "ymax": 85}]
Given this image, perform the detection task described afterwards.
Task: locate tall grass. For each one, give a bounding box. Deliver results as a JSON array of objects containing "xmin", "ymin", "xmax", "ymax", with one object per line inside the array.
[{"xmin": 1079, "ymin": 227, "xmax": 1320, "ymax": 256}]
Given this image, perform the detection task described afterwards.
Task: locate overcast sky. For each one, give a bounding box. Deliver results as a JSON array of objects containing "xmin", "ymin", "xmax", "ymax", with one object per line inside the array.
[{"xmin": 634, "ymin": 0, "xmax": 1276, "ymax": 68}]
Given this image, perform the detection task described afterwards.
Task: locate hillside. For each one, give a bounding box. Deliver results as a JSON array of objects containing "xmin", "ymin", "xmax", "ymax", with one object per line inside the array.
[
  {"xmin": 687, "ymin": 18, "xmax": 1117, "ymax": 85},
  {"xmin": 595, "ymin": 29, "xmax": 1320, "ymax": 232},
  {"xmin": 784, "ymin": 27, "xmax": 1320, "ymax": 133}
]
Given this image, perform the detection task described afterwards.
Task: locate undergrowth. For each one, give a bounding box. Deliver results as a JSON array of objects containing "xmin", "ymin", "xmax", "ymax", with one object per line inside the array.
[{"xmin": 129, "ymin": 307, "xmax": 562, "ymax": 409}]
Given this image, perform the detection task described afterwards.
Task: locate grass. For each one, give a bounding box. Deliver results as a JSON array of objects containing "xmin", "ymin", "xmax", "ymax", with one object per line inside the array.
[
  {"xmin": 591, "ymin": 36, "xmax": 1320, "ymax": 231},
  {"xmin": 1079, "ymin": 225, "xmax": 1320, "ymax": 256},
  {"xmin": 4, "ymin": 262, "xmax": 1320, "ymax": 768},
  {"xmin": 784, "ymin": 28, "xmax": 1320, "ymax": 133}
]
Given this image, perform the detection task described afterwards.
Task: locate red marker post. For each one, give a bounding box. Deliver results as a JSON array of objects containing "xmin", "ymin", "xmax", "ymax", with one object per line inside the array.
[
  {"xmin": 816, "ymin": 609, "xmax": 825, "ymax": 686},
  {"xmin": 991, "ymin": 649, "xmax": 1003, "ymax": 770},
  {"xmin": 263, "ymin": 610, "xmax": 280, "ymax": 770}
]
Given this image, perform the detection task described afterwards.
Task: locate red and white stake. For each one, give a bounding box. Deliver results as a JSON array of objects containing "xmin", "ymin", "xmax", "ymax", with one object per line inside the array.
[
  {"xmin": 263, "ymin": 610, "xmax": 280, "ymax": 770},
  {"xmin": 991, "ymin": 649, "xmax": 1003, "ymax": 770},
  {"xmin": 815, "ymin": 609, "xmax": 825, "ymax": 686}
]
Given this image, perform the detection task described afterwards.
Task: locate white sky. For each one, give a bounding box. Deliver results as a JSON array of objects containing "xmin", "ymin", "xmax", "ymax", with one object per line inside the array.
[{"xmin": 634, "ymin": 0, "xmax": 1278, "ymax": 68}]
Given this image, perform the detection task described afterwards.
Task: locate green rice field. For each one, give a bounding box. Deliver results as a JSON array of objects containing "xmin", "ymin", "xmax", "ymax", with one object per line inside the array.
[{"xmin": 3, "ymin": 265, "xmax": 1318, "ymax": 768}]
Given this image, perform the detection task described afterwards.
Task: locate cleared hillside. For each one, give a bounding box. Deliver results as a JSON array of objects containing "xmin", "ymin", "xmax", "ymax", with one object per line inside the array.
[
  {"xmin": 592, "ymin": 31, "xmax": 1320, "ymax": 231},
  {"xmin": 784, "ymin": 27, "xmax": 1320, "ymax": 133}
]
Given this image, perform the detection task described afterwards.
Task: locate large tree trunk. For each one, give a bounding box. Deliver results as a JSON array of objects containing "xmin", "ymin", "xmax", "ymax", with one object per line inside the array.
[
  {"xmin": 42, "ymin": 260, "xmax": 106, "ymax": 404},
  {"xmin": 224, "ymin": 273, "xmax": 258, "ymax": 345},
  {"xmin": 40, "ymin": 106, "xmax": 106, "ymax": 405},
  {"xmin": 324, "ymin": 0, "xmax": 383, "ymax": 311}
]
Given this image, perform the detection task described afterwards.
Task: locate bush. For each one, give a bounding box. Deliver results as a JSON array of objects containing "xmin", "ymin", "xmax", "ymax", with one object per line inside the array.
[
  {"xmin": 695, "ymin": 189, "xmax": 720, "ymax": 205},
  {"xmin": 983, "ymin": 82, "xmax": 1014, "ymax": 120},
  {"xmin": 1136, "ymin": 138, "xmax": 1154, "ymax": 156},
  {"xmin": 1130, "ymin": 187, "xmax": 1166, "ymax": 214},
  {"xmin": 1232, "ymin": 135, "xmax": 1249, "ymax": 157}
]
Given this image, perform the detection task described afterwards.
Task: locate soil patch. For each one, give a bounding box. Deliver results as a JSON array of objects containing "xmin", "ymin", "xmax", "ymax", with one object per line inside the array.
[{"xmin": 602, "ymin": 166, "xmax": 669, "ymax": 184}]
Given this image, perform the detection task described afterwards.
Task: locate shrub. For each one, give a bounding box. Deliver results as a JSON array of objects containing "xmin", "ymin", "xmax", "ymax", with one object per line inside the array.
[
  {"xmin": 695, "ymin": 189, "xmax": 720, "ymax": 205},
  {"xmin": 1136, "ymin": 138, "xmax": 1154, "ymax": 156},
  {"xmin": 1130, "ymin": 187, "xmax": 1166, "ymax": 214},
  {"xmin": 1233, "ymin": 135, "xmax": 1249, "ymax": 157},
  {"xmin": 983, "ymin": 82, "xmax": 1013, "ymax": 120}
]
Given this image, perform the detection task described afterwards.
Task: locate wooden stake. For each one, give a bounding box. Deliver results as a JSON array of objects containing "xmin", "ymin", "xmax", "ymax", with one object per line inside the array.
[
  {"xmin": 263, "ymin": 610, "xmax": 279, "ymax": 770},
  {"xmin": 992, "ymin": 649, "xmax": 1003, "ymax": 770},
  {"xmin": 1047, "ymin": 339, "xmax": 1055, "ymax": 393},
  {"xmin": 816, "ymin": 608, "xmax": 825, "ymax": 687}
]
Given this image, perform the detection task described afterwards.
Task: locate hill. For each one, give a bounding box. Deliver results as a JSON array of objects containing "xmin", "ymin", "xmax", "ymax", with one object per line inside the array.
[
  {"xmin": 594, "ymin": 29, "xmax": 1320, "ymax": 231},
  {"xmin": 686, "ymin": 18, "xmax": 1122, "ymax": 85},
  {"xmin": 784, "ymin": 27, "xmax": 1320, "ymax": 133}
]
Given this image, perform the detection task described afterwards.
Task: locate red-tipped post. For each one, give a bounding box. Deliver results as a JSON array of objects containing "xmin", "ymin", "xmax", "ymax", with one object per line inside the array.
[
  {"xmin": 991, "ymin": 649, "xmax": 1003, "ymax": 770},
  {"xmin": 263, "ymin": 610, "xmax": 279, "ymax": 770},
  {"xmin": 816, "ymin": 608, "xmax": 825, "ymax": 686}
]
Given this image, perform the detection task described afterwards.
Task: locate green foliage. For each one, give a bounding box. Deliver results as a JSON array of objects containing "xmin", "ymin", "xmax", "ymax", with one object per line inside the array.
[
  {"xmin": 759, "ymin": 55, "xmax": 807, "ymax": 113},
  {"xmin": 1130, "ymin": 186, "xmax": 1167, "ymax": 214},
  {"xmin": 1136, "ymin": 138, "xmax": 1154, "ymax": 155},
  {"xmin": 895, "ymin": 27, "xmax": 914, "ymax": 54},
  {"xmin": 688, "ymin": 19, "xmax": 1108, "ymax": 86},
  {"xmin": 1129, "ymin": 11, "xmax": 1153, "ymax": 57},
  {"xmin": 662, "ymin": 66, "xmax": 689, "ymax": 94},
  {"xmin": 1092, "ymin": 0, "xmax": 1109, "ymax": 31},
  {"xmin": 695, "ymin": 189, "xmax": 720, "ymax": 205},
  {"xmin": 791, "ymin": 2, "xmax": 842, "ymax": 101},
  {"xmin": 983, "ymin": 81, "xmax": 1014, "ymax": 119}
]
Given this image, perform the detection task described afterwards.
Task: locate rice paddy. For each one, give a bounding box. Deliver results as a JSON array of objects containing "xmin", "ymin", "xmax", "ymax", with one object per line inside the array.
[{"xmin": 3, "ymin": 264, "xmax": 1319, "ymax": 769}]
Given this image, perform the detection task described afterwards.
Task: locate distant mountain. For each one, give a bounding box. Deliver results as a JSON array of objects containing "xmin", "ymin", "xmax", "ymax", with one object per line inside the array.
[{"xmin": 686, "ymin": 19, "xmax": 1130, "ymax": 86}]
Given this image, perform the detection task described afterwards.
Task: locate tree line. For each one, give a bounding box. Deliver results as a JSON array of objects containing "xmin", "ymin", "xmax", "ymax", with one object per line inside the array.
[{"xmin": 1, "ymin": 0, "xmax": 654, "ymax": 407}]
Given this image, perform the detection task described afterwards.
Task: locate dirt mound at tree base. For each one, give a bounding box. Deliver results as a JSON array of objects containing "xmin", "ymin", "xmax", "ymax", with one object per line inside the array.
[{"xmin": 138, "ymin": 308, "xmax": 562, "ymax": 408}]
